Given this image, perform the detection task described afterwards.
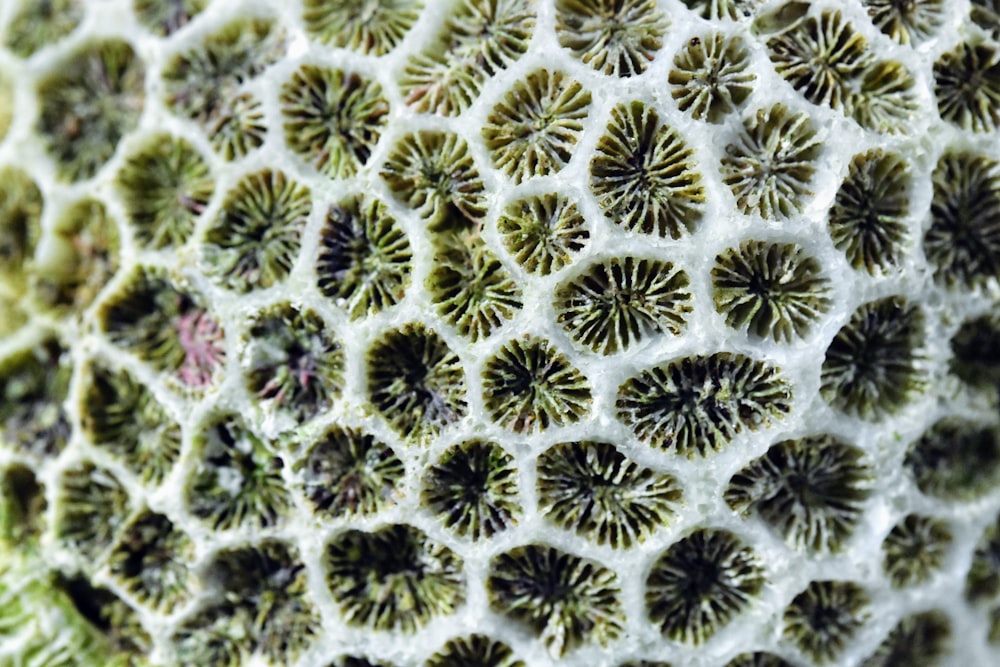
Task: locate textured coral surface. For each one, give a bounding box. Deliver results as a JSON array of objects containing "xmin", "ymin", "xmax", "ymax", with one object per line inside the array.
[{"xmin": 1, "ymin": 0, "xmax": 1000, "ymax": 666}]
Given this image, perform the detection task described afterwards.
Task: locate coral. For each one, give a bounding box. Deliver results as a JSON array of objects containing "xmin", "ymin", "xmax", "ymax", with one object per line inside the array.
[
  {"xmin": 0, "ymin": 341, "xmax": 72, "ymax": 458},
  {"xmin": 496, "ymin": 193, "xmax": 588, "ymax": 276},
  {"xmin": 616, "ymin": 353, "xmax": 791, "ymax": 457},
  {"xmin": 0, "ymin": 168, "xmax": 42, "ymax": 283},
  {"xmin": 302, "ymin": 0, "xmax": 422, "ymax": 55},
  {"xmin": 487, "ymin": 543, "xmax": 624, "ymax": 656},
  {"xmin": 316, "ymin": 195, "xmax": 412, "ymax": 319},
  {"xmin": 852, "ymin": 60, "xmax": 918, "ymax": 133},
  {"xmin": 481, "ymin": 336, "xmax": 591, "ymax": 433},
  {"xmin": 421, "ymin": 439, "xmax": 521, "ymax": 540},
  {"xmin": 202, "ymin": 169, "xmax": 311, "ymax": 292},
  {"xmin": 115, "ymin": 133, "xmax": 213, "ymax": 250},
  {"xmin": 923, "ymin": 151, "xmax": 1000, "ymax": 289},
  {"xmin": 133, "ymin": 0, "xmax": 208, "ymax": 35},
  {"xmin": 107, "ymin": 510, "xmax": 194, "ymax": 613},
  {"xmin": 426, "ymin": 635, "xmax": 524, "ymax": 667},
  {"xmin": 863, "ymin": 0, "xmax": 945, "ymax": 44},
  {"xmin": 185, "ymin": 412, "xmax": 292, "ymax": 531},
  {"xmin": 881, "ymin": 514, "xmax": 952, "ymax": 588},
  {"xmin": 820, "ymin": 296, "xmax": 926, "ymax": 420},
  {"xmin": 173, "ymin": 603, "xmax": 250, "ymax": 667},
  {"xmin": 366, "ymin": 323, "xmax": 468, "ymax": 441},
  {"xmin": 725, "ymin": 435, "xmax": 871, "ymax": 552},
  {"xmin": 53, "ymin": 461, "xmax": 129, "ymax": 560},
  {"xmin": 554, "ymin": 0, "xmax": 667, "ymax": 77},
  {"xmin": 482, "ymin": 69, "xmax": 592, "ymax": 183},
  {"xmin": 0, "ymin": 72, "xmax": 11, "ymax": 142},
  {"xmin": 590, "ymin": 101, "xmax": 705, "ymax": 238},
  {"xmin": 428, "ymin": 235, "xmax": 523, "ymax": 341},
  {"xmin": 99, "ymin": 267, "xmax": 226, "ymax": 388},
  {"xmin": 324, "ymin": 523, "xmax": 465, "ymax": 632},
  {"xmin": 669, "ymin": 32, "xmax": 755, "ymax": 123},
  {"xmin": 293, "ymin": 425, "xmax": 404, "ymax": 518},
  {"xmin": 381, "ymin": 131, "xmax": 486, "ymax": 228},
  {"xmin": 206, "ymin": 93, "xmax": 268, "ymax": 161},
  {"xmin": 860, "ymin": 610, "xmax": 952, "ymax": 667},
  {"xmin": 79, "ymin": 360, "xmax": 182, "ymax": 486},
  {"xmin": 36, "ymin": 39, "xmax": 145, "ymax": 182},
  {"xmin": 398, "ymin": 0, "xmax": 534, "ymax": 115},
  {"xmin": 904, "ymin": 418, "xmax": 1000, "ymax": 501},
  {"xmin": 950, "ymin": 309, "xmax": 1000, "ymax": 389},
  {"xmin": 327, "ymin": 659, "xmax": 392, "ymax": 667},
  {"xmin": 0, "ymin": 465, "xmax": 46, "ymax": 544},
  {"xmin": 967, "ymin": 514, "xmax": 1000, "ymax": 603},
  {"xmin": 720, "ymin": 103, "xmax": 820, "ymax": 219},
  {"xmin": 32, "ymin": 198, "xmax": 120, "ymax": 311},
  {"xmin": 56, "ymin": 578, "xmax": 152, "ymax": 657},
  {"xmin": 724, "ymin": 654, "xmax": 796, "ymax": 667},
  {"xmin": 934, "ymin": 42, "xmax": 1000, "ymax": 133},
  {"xmin": 645, "ymin": 528, "xmax": 765, "ymax": 644},
  {"xmin": 766, "ymin": 11, "xmax": 872, "ymax": 112},
  {"xmin": 711, "ymin": 241, "xmax": 831, "ymax": 342},
  {"xmin": 279, "ymin": 66, "xmax": 389, "ymax": 179},
  {"xmin": 828, "ymin": 149, "xmax": 910, "ymax": 274},
  {"xmin": 4, "ymin": 0, "xmax": 83, "ymax": 58},
  {"xmin": 241, "ymin": 303, "xmax": 344, "ymax": 421},
  {"xmin": 972, "ymin": 0, "xmax": 1000, "ymax": 36},
  {"xmin": 536, "ymin": 440, "xmax": 682, "ymax": 548},
  {"xmin": 554, "ymin": 256, "xmax": 692, "ymax": 355},
  {"xmin": 681, "ymin": 0, "xmax": 760, "ymax": 21},
  {"xmin": 782, "ymin": 580, "xmax": 870, "ymax": 664}
]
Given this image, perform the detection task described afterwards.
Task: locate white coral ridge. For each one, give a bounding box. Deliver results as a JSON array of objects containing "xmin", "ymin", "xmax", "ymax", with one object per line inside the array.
[{"xmin": 0, "ymin": 0, "xmax": 999, "ymax": 666}]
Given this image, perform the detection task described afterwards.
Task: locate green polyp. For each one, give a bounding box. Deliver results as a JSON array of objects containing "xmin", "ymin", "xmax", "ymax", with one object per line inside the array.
[
  {"xmin": 497, "ymin": 193, "xmax": 588, "ymax": 276},
  {"xmin": 426, "ymin": 634, "xmax": 525, "ymax": 667},
  {"xmin": 4, "ymin": 0, "xmax": 84, "ymax": 58},
  {"xmin": 0, "ymin": 339, "xmax": 72, "ymax": 458},
  {"xmin": 0, "ymin": 167, "xmax": 43, "ymax": 286},
  {"xmin": 669, "ymin": 32, "xmax": 755, "ymax": 123},
  {"xmin": 303, "ymin": 0, "xmax": 423, "ymax": 55},
  {"xmin": 36, "ymin": 39, "xmax": 145, "ymax": 182},
  {"xmin": 133, "ymin": 0, "xmax": 208, "ymax": 36},
  {"xmin": 554, "ymin": 0, "xmax": 667, "ymax": 77},
  {"xmin": 53, "ymin": 460, "xmax": 130, "ymax": 560}
]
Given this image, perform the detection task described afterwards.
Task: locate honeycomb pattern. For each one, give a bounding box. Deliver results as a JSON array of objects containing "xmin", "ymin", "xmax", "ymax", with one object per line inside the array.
[{"xmin": 0, "ymin": 1, "xmax": 998, "ymax": 666}]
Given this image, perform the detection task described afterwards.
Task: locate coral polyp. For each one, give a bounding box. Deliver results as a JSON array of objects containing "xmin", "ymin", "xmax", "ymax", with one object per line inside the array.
[
  {"xmin": 782, "ymin": 580, "xmax": 870, "ymax": 663},
  {"xmin": 933, "ymin": 42, "xmax": 1000, "ymax": 133},
  {"xmin": 669, "ymin": 32, "xmax": 755, "ymax": 123},
  {"xmin": 427, "ymin": 635, "xmax": 524, "ymax": 667},
  {"xmin": 554, "ymin": 0, "xmax": 667, "ymax": 77},
  {"xmin": 881, "ymin": 514, "xmax": 952, "ymax": 588},
  {"xmin": 497, "ymin": 193, "xmax": 588, "ymax": 276},
  {"xmin": 302, "ymin": 0, "xmax": 422, "ymax": 55}
]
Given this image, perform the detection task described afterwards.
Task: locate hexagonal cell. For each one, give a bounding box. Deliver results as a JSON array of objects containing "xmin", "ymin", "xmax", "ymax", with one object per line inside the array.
[
  {"xmin": 972, "ymin": 0, "xmax": 1000, "ymax": 37},
  {"xmin": 720, "ymin": 103, "xmax": 820, "ymax": 219},
  {"xmin": 554, "ymin": 0, "xmax": 666, "ymax": 77},
  {"xmin": 294, "ymin": 424, "xmax": 404, "ymax": 518},
  {"xmin": 32, "ymin": 198, "xmax": 120, "ymax": 311},
  {"xmin": 324, "ymin": 523, "xmax": 465, "ymax": 633},
  {"xmin": 99, "ymin": 266, "xmax": 226, "ymax": 389},
  {"xmin": 617, "ymin": 352, "xmax": 791, "ymax": 458},
  {"xmin": 863, "ymin": 0, "xmax": 945, "ymax": 45},
  {"xmin": 422, "ymin": 439, "xmax": 520, "ymax": 540},
  {"xmin": 881, "ymin": 514, "xmax": 952, "ymax": 588},
  {"xmin": 782, "ymin": 580, "xmax": 870, "ymax": 664},
  {"xmin": 36, "ymin": 39, "xmax": 145, "ymax": 182},
  {"xmin": 53, "ymin": 461, "xmax": 130, "ymax": 560},
  {"xmin": 0, "ymin": 464, "xmax": 46, "ymax": 544},
  {"xmin": 317, "ymin": 195, "xmax": 412, "ymax": 319},
  {"xmin": 820, "ymin": 296, "xmax": 925, "ymax": 420},
  {"xmin": 280, "ymin": 65, "xmax": 389, "ymax": 179},
  {"xmin": 303, "ymin": 0, "xmax": 422, "ymax": 55},
  {"xmin": 428, "ymin": 234, "xmax": 522, "ymax": 341},
  {"xmin": 924, "ymin": 151, "xmax": 1000, "ymax": 289},
  {"xmin": 0, "ymin": 340, "xmax": 72, "ymax": 458},
  {"xmin": 116, "ymin": 133, "xmax": 214, "ymax": 250},
  {"xmin": 241, "ymin": 302, "xmax": 344, "ymax": 422},
  {"xmin": 555, "ymin": 256, "xmax": 691, "ymax": 355},
  {"xmin": 861, "ymin": 610, "xmax": 951, "ymax": 667},
  {"xmin": 488, "ymin": 543, "xmax": 624, "ymax": 656},
  {"xmin": 497, "ymin": 192, "xmax": 588, "ymax": 276},
  {"xmin": 482, "ymin": 336, "xmax": 591, "ymax": 433},
  {"xmin": 203, "ymin": 169, "xmax": 311, "ymax": 293},
  {"xmin": 725, "ymin": 435, "xmax": 871, "ymax": 552},
  {"xmin": 4, "ymin": 0, "xmax": 84, "ymax": 58},
  {"xmin": 426, "ymin": 634, "xmax": 525, "ymax": 667},
  {"xmin": 79, "ymin": 360, "xmax": 181, "ymax": 486},
  {"xmin": 646, "ymin": 528, "xmax": 764, "ymax": 644},
  {"xmin": 829, "ymin": 149, "xmax": 910, "ymax": 275},
  {"xmin": 56, "ymin": 576, "xmax": 152, "ymax": 659},
  {"xmin": 185, "ymin": 412, "xmax": 292, "ymax": 531},
  {"xmin": 590, "ymin": 101, "xmax": 705, "ymax": 238},
  {"xmin": 934, "ymin": 41, "xmax": 1000, "ymax": 133},
  {"xmin": 904, "ymin": 418, "xmax": 1000, "ymax": 501},
  {"xmin": 399, "ymin": 0, "xmax": 534, "ymax": 115},
  {"xmin": 108, "ymin": 509, "xmax": 194, "ymax": 613},
  {"xmin": 482, "ymin": 69, "xmax": 592, "ymax": 183},
  {"xmin": 537, "ymin": 440, "xmax": 681, "ymax": 548},
  {"xmin": 711, "ymin": 241, "xmax": 830, "ymax": 342},
  {"xmin": 669, "ymin": 32, "xmax": 754, "ymax": 123},
  {"xmin": 380, "ymin": 130, "xmax": 486, "ymax": 229},
  {"xmin": 950, "ymin": 309, "xmax": 1000, "ymax": 389},
  {"xmin": 366, "ymin": 322, "xmax": 468, "ymax": 442},
  {"xmin": 133, "ymin": 0, "xmax": 208, "ymax": 36},
  {"xmin": 0, "ymin": 167, "xmax": 43, "ymax": 285}
]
